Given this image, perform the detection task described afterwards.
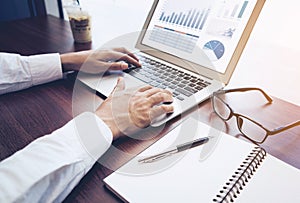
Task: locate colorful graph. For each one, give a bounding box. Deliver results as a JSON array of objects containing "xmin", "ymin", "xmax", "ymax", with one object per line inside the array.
[
  {"xmin": 218, "ymin": 1, "xmax": 249, "ymax": 19},
  {"xmin": 159, "ymin": 8, "xmax": 210, "ymax": 30},
  {"xmin": 203, "ymin": 40, "xmax": 225, "ymax": 61}
]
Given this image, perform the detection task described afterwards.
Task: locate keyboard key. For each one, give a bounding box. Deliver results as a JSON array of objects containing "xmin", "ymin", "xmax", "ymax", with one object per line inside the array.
[
  {"xmin": 159, "ymin": 75, "xmax": 167, "ymax": 80},
  {"xmin": 150, "ymin": 75, "xmax": 158, "ymax": 80},
  {"xmin": 176, "ymin": 96, "xmax": 185, "ymax": 101},
  {"xmin": 181, "ymin": 80, "xmax": 189, "ymax": 84},
  {"xmin": 175, "ymin": 88, "xmax": 193, "ymax": 97},
  {"xmin": 158, "ymin": 85, "xmax": 166, "ymax": 89},
  {"xmin": 155, "ymin": 78, "xmax": 163, "ymax": 83},
  {"xmin": 173, "ymin": 91, "xmax": 180, "ymax": 96},
  {"xmin": 171, "ymin": 80, "xmax": 179, "ymax": 85},
  {"xmin": 169, "ymin": 84, "xmax": 177, "ymax": 89},
  {"xmin": 196, "ymin": 81, "xmax": 208, "ymax": 87},
  {"xmin": 150, "ymin": 81, "xmax": 159, "ymax": 87},
  {"xmin": 177, "ymin": 83, "xmax": 186, "ymax": 88},
  {"xmin": 143, "ymin": 68, "xmax": 152, "ymax": 73},
  {"xmin": 144, "ymin": 73, "xmax": 152, "ymax": 77},
  {"xmin": 195, "ymin": 85, "xmax": 203, "ymax": 91},
  {"xmin": 173, "ymin": 76, "xmax": 181, "ymax": 82},
  {"xmin": 184, "ymin": 86, "xmax": 198, "ymax": 94}
]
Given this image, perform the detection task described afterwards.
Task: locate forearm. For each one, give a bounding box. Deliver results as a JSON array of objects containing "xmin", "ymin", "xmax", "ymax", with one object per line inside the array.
[
  {"xmin": 0, "ymin": 53, "xmax": 63, "ymax": 95},
  {"xmin": 0, "ymin": 112, "xmax": 113, "ymax": 203}
]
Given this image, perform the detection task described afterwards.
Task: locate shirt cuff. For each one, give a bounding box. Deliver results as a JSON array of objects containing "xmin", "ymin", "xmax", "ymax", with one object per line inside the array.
[
  {"xmin": 72, "ymin": 112, "xmax": 113, "ymax": 161},
  {"xmin": 25, "ymin": 53, "xmax": 63, "ymax": 85}
]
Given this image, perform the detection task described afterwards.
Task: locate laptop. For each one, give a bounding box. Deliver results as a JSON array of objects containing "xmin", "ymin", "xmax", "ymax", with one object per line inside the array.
[{"xmin": 78, "ymin": 0, "xmax": 265, "ymax": 126}]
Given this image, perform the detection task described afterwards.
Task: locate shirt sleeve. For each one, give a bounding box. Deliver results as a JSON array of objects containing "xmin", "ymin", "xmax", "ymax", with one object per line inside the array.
[
  {"xmin": 0, "ymin": 112, "xmax": 113, "ymax": 203},
  {"xmin": 0, "ymin": 52, "xmax": 63, "ymax": 95}
]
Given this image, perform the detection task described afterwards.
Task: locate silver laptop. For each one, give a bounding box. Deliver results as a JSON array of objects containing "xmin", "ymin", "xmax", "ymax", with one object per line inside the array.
[{"xmin": 78, "ymin": 0, "xmax": 265, "ymax": 126}]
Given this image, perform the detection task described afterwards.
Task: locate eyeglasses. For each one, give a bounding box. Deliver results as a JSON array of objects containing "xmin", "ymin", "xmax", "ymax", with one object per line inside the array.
[{"xmin": 212, "ymin": 87, "xmax": 300, "ymax": 144}]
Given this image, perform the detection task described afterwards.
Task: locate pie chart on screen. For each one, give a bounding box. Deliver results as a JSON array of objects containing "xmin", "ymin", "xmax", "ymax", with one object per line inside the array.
[{"xmin": 203, "ymin": 40, "xmax": 225, "ymax": 61}]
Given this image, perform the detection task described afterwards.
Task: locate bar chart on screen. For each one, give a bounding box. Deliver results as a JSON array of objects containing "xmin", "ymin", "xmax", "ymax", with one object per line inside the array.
[
  {"xmin": 147, "ymin": 0, "xmax": 213, "ymax": 53},
  {"xmin": 156, "ymin": 0, "xmax": 212, "ymax": 32},
  {"xmin": 158, "ymin": 8, "xmax": 210, "ymax": 31}
]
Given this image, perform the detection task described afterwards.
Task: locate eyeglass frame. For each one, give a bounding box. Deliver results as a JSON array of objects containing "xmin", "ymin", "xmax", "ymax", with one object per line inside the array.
[{"xmin": 212, "ymin": 87, "xmax": 300, "ymax": 144}]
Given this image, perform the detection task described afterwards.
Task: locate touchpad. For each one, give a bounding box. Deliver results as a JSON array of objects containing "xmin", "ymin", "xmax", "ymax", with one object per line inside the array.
[{"xmin": 78, "ymin": 71, "xmax": 145, "ymax": 98}]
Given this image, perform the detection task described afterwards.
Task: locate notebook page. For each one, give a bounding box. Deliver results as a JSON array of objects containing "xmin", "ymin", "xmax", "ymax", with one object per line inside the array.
[
  {"xmin": 104, "ymin": 118, "xmax": 258, "ymax": 202},
  {"xmin": 235, "ymin": 154, "xmax": 300, "ymax": 202}
]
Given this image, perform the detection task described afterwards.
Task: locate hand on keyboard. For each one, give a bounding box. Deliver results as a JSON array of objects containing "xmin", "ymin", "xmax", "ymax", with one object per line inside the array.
[{"xmin": 122, "ymin": 63, "xmax": 141, "ymax": 73}]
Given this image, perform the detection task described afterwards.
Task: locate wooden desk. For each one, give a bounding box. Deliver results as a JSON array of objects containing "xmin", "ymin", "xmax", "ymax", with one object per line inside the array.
[{"xmin": 0, "ymin": 16, "xmax": 300, "ymax": 202}]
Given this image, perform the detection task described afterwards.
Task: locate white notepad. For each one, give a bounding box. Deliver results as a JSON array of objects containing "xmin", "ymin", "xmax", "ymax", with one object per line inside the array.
[{"xmin": 104, "ymin": 118, "xmax": 300, "ymax": 202}]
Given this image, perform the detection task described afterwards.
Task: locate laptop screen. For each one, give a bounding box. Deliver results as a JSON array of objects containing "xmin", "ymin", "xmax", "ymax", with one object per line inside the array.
[{"xmin": 141, "ymin": 0, "xmax": 257, "ymax": 74}]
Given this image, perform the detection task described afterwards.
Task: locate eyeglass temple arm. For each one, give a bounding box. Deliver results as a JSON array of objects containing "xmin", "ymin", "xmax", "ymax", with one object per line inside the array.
[
  {"xmin": 223, "ymin": 88, "xmax": 273, "ymax": 103},
  {"xmin": 269, "ymin": 120, "xmax": 300, "ymax": 135}
]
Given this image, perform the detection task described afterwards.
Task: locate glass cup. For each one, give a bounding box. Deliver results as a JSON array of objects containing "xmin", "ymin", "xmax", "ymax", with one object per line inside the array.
[{"xmin": 67, "ymin": 8, "xmax": 92, "ymax": 43}]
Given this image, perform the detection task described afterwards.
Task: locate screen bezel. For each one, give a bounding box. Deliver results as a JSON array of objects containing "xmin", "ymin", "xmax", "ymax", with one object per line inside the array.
[{"xmin": 135, "ymin": 0, "xmax": 265, "ymax": 85}]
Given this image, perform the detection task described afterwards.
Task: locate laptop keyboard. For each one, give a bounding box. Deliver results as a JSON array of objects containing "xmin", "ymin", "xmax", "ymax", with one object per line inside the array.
[{"xmin": 127, "ymin": 55, "xmax": 211, "ymax": 101}]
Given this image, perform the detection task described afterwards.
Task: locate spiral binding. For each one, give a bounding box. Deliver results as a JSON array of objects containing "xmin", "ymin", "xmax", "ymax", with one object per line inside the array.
[{"xmin": 213, "ymin": 147, "xmax": 267, "ymax": 203}]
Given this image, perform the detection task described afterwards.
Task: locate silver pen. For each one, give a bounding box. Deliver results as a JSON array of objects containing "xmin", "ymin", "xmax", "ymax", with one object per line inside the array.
[{"xmin": 138, "ymin": 136, "xmax": 211, "ymax": 163}]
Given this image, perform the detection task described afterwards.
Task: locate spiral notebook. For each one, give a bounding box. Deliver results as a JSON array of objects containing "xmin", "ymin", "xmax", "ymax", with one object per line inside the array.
[{"xmin": 104, "ymin": 118, "xmax": 300, "ymax": 202}]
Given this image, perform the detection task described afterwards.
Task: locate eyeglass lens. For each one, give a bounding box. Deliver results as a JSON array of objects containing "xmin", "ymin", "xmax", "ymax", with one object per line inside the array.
[
  {"xmin": 213, "ymin": 96, "xmax": 231, "ymax": 120},
  {"xmin": 213, "ymin": 95, "xmax": 268, "ymax": 143},
  {"xmin": 237, "ymin": 116, "xmax": 267, "ymax": 143}
]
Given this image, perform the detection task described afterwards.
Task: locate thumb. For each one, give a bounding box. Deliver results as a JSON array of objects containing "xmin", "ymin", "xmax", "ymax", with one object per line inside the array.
[{"xmin": 112, "ymin": 77, "xmax": 125, "ymax": 94}]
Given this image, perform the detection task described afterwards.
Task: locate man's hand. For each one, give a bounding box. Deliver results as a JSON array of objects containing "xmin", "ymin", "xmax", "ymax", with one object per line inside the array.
[
  {"xmin": 95, "ymin": 77, "xmax": 174, "ymax": 140},
  {"xmin": 60, "ymin": 47, "xmax": 141, "ymax": 73}
]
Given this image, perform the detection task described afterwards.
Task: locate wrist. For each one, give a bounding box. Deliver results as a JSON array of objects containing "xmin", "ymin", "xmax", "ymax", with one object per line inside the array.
[
  {"xmin": 60, "ymin": 51, "xmax": 88, "ymax": 72},
  {"xmin": 60, "ymin": 53, "xmax": 75, "ymax": 72},
  {"xmin": 95, "ymin": 111, "xmax": 122, "ymax": 140}
]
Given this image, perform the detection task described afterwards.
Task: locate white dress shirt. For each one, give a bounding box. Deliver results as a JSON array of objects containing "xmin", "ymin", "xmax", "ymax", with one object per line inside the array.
[
  {"xmin": 0, "ymin": 52, "xmax": 62, "ymax": 95},
  {"xmin": 0, "ymin": 53, "xmax": 113, "ymax": 202}
]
